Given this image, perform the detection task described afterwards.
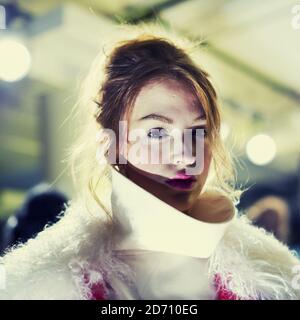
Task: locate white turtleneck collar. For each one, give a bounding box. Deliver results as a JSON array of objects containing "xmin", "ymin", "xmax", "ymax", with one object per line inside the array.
[{"xmin": 110, "ymin": 165, "xmax": 236, "ymax": 259}]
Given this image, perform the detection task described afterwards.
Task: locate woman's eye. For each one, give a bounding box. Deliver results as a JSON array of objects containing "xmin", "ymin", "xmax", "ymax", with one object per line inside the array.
[
  {"xmin": 147, "ymin": 128, "xmax": 169, "ymax": 139},
  {"xmin": 191, "ymin": 127, "xmax": 208, "ymax": 138}
]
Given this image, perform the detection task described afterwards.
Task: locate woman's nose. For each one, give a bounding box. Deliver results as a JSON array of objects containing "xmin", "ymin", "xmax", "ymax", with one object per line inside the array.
[
  {"xmin": 173, "ymin": 153, "xmax": 196, "ymax": 169},
  {"xmin": 172, "ymin": 137, "xmax": 196, "ymax": 168}
]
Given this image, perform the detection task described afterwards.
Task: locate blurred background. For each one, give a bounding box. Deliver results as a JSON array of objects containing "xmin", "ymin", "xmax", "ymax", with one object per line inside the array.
[{"xmin": 0, "ymin": 0, "xmax": 300, "ymax": 254}]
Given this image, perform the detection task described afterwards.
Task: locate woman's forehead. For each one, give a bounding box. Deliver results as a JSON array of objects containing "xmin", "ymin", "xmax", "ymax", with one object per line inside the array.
[{"xmin": 129, "ymin": 78, "xmax": 205, "ymax": 122}]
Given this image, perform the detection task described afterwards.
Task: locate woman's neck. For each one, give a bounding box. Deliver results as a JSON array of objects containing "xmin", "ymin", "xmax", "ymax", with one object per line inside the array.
[{"xmin": 184, "ymin": 191, "xmax": 235, "ymax": 223}]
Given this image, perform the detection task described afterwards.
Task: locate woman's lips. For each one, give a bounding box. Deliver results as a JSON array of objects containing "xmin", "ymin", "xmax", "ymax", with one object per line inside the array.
[{"xmin": 165, "ymin": 176, "xmax": 197, "ymax": 191}]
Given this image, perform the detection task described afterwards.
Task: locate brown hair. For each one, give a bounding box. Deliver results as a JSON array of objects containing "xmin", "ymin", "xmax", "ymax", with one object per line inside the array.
[{"xmin": 66, "ymin": 22, "xmax": 241, "ymax": 220}]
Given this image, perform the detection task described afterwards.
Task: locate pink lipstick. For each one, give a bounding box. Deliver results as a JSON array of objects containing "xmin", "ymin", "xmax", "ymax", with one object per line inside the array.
[{"xmin": 165, "ymin": 174, "xmax": 197, "ymax": 191}]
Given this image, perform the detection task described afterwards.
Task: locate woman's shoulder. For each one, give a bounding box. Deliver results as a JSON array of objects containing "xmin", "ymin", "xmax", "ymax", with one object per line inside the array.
[
  {"xmin": 227, "ymin": 214, "xmax": 299, "ymax": 263},
  {"xmin": 0, "ymin": 201, "xmax": 109, "ymax": 299},
  {"xmin": 218, "ymin": 214, "xmax": 300, "ymax": 299}
]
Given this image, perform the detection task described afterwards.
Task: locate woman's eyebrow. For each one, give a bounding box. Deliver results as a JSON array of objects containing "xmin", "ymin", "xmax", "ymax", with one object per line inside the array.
[{"xmin": 138, "ymin": 113, "xmax": 206, "ymax": 124}]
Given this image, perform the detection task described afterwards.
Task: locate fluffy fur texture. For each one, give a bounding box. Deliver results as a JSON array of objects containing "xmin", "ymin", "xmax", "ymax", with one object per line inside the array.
[{"xmin": 0, "ymin": 197, "xmax": 300, "ymax": 300}]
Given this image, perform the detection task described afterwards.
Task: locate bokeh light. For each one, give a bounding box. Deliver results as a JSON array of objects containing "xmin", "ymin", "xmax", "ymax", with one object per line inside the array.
[
  {"xmin": 246, "ymin": 134, "xmax": 277, "ymax": 166},
  {"xmin": 0, "ymin": 38, "xmax": 31, "ymax": 82}
]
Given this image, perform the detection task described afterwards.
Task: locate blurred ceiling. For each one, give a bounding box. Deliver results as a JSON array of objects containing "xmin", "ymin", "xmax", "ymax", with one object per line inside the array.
[{"xmin": 0, "ymin": 0, "xmax": 300, "ymax": 190}]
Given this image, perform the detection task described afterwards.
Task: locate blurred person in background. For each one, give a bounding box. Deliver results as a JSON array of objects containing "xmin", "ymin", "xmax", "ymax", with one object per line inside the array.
[
  {"xmin": 0, "ymin": 183, "xmax": 68, "ymax": 254},
  {"xmin": 246, "ymin": 196, "xmax": 290, "ymax": 245}
]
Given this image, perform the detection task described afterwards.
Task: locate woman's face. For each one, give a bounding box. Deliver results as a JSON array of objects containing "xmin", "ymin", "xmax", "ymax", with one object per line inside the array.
[{"xmin": 118, "ymin": 78, "xmax": 212, "ymax": 213}]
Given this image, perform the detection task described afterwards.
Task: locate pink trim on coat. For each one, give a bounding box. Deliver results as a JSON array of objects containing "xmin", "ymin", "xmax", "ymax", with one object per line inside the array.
[{"xmin": 86, "ymin": 272, "xmax": 242, "ymax": 300}]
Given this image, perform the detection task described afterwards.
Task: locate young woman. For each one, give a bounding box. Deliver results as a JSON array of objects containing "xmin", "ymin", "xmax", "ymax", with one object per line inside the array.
[{"xmin": 1, "ymin": 23, "xmax": 299, "ymax": 300}]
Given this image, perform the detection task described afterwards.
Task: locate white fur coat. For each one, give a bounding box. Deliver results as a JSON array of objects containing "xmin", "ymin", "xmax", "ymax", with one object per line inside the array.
[{"xmin": 0, "ymin": 196, "xmax": 300, "ymax": 300}]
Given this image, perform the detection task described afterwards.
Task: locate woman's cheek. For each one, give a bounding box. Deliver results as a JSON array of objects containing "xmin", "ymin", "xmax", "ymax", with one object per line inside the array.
[
  {"xmin": 126, "ymin": 140, "xmax": 164, "ymax": 176},
  {"xmin": 201, "ymin": 144, "xmax": 212, "ymax": 176}
]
